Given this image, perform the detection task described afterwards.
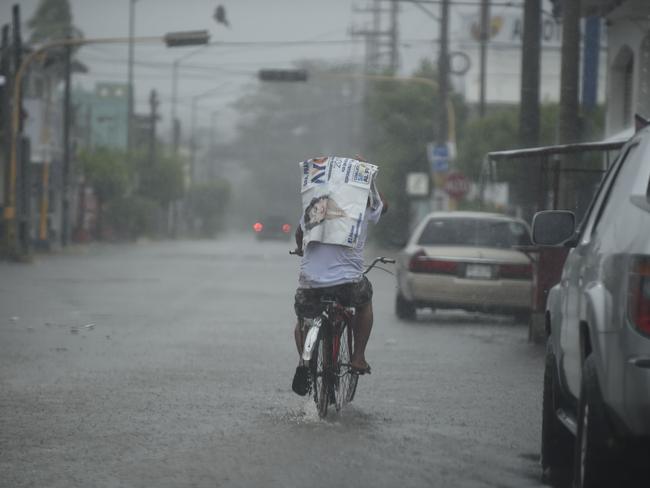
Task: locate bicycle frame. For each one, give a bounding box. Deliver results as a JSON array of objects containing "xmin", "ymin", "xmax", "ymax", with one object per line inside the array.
[
  {"xmin": 291, "ymin": 256, "xmax": 395, "ymax": 417},
  {"xmin": 304, "ymin": 300, "xmax": 357, "ymax": 416},
  {"xmin": 301, "ymin": 303, "xmax": 354, "ymax": 362}
]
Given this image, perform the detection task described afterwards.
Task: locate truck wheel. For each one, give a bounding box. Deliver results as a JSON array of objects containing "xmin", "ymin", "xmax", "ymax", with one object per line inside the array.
[
  {"xmin": 574, "ymin": 355, "xmax": 617, "ymax": 488},
  {"xmin": 395, "ymin": 293, "xmax": 416, "ymax": 321},
  {"xmin": 540, "ymin": 342, "xmax": 573, "ymax": 483}
]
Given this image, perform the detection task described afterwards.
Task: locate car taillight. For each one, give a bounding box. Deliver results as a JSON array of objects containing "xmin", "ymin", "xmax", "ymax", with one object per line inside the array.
[
  {"xmin": 628, "ymin": 256, "xmax": 650, "ymax": 335},
  {"xmin": 253, "ymin": 222, "xmax": 263, "ymax": 232},
  {"xmin": 282, "ymin": 224, "xmax": 291, "ymax": 233},
  {"xmin": 409, "ymin": 250, "xmax": 458, "ymax": 275},
  {"xmin": 499, "ymin": 263, "xmax": 533, "ymax": 280}
]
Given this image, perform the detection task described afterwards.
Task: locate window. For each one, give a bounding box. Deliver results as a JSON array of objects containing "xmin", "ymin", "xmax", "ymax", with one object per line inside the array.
[
  {"xmin": 582, "ymin": 142, "xmax": 639, "ymax": 240},
  {"xmin": 417, "ymin": 218, "xmax": 531, "ymax": 249}
]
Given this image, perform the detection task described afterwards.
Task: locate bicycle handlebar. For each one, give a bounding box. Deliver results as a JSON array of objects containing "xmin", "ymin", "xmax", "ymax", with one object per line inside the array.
[
  {"xmin": 289, "ymin": 249, "xmax": 394, "ymax": 274},
  {"xmin": 364, "ymin": 256, "xmax": 395, "ymax": 274}
]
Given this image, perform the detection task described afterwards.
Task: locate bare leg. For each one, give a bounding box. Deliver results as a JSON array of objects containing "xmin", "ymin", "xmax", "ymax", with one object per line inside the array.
[
  {"xmin": 291, "ymin": 318, "xmax": 310, "ymax": 395},
  {"xmin": 294, "ymin": 319, "xmax": 304, "ymax": 357},
  {"xmin": 350, "ymin": 301, "xmax": 373, "ymax": 370}
]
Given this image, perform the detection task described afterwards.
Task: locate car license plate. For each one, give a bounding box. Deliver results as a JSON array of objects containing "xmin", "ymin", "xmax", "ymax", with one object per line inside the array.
[{"xmin": 465, "ymin": 264, "xmax": 492, "ymax": 279}]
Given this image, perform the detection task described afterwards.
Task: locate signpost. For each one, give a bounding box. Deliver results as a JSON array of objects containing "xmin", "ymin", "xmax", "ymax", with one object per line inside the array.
[
  {"xmin": 443, "ymin": 171, "xmax": 470, "ymax": 199},
  {"xmin": 406, "ymin": 172, "xmax": 429, "ymax": 197},
  {"xmin": 426, "ymin": 142, "xmax": 450, "ymax": 173},
  {"xmin": 406, "ymin": 172, "xmax": 431, "ymax": 232}
]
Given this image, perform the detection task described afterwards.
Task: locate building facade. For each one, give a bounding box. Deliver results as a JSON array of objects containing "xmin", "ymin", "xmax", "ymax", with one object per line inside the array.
[
  {"xmin": 583, "ymin": 0, "xmax": 650, "ymax": 136},
  {"xmin": 74, "ymin": 82, "xmax": 128, "ymax": 150}
]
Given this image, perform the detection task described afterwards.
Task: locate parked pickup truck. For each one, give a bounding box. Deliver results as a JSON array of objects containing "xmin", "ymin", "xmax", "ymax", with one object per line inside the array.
[{"xmin": 533, "ymin": 123, "xmax": 650, "ymax": 488}]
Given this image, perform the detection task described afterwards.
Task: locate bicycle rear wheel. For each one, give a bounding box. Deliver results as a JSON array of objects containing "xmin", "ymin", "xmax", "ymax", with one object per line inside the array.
[
  {"xmin": 336, "ymin": 322, "xmax": 358, "ymax": 409},
  {"xmin": 310, "ymin": 330, "xmax": 331, "ymax": 418}
]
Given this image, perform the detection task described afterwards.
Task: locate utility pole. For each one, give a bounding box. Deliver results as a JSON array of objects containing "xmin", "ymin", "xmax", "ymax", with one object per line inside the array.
[
  {"xmin": 172, "ymin": 118, "xmax": 180, "ymax": 156},
  {"xmin": 582, "ymin": 16, "xmax": 600, "ymax": 112},
  {"xmin": 61, "ymin": 40, "xmax": 72, "ymax": 246},
  {"xmin": 190, "ymin": 97, "xmax": 197, "ymax": 185},
  {"xmin": 171, "ymin": 59, "xmax": 179, "ymax": 153},
  {"xmin": 1, "ymin": 25, "xmax": 11, "ymax": 228},
  {"xmin": 351, "ymin": 1, "xmax": 381, "ymax": 73},
  {"xmin": 389, "ymin": 0, "xmax": 399, "ymax": 73},
  {"xmin": 518, "ymin": 0, "xmax": 542, "ymax": 221},
  {"xmin": 371, "ymin": 0, "xmax": 381, "ymax": 72},
  {"xmin": 148, "ymin": 88, "xmax": 159, "ymax": 169},
  {"xmin": 478, "ymin": 0, "xmax": 490, "ymax": 117},
  {"xmin": 519, "ymin": 0, "xmax": 541, "ymax": 148},
  {"xmin": 127, "ymin": 0, "xmax": 136, "ymax": 159},
  {"xmin": 351, "ymin": 0, "xmax": 398, "ymax": 74},
  {"xmin": 558, "ymin": 0, "xmax": 582, "ymax": 210},
  {"xmin": 209, "ymin": 110, "xmax": 218, "ymax": 180},
  {"xmin": 12, "ymin": 4, "xmax": 26, "ymax": 256},
  {"xmin": 437, "ymin": 0, "xmax": 450, "ymax": 146},
  {"xmin": 559, "ymin": 0, "xmax": 581, "ymax": 145}
]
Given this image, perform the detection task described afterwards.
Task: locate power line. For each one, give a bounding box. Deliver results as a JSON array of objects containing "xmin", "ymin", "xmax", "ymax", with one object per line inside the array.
[{"xmin": 392, "ymin": 0, "xmax": 523, "ymax": 5}]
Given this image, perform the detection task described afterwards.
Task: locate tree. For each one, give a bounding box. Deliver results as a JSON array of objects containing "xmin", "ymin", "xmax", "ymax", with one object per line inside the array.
[
  {"xmin": 28, "ymin": 0, "xmax": 83, "ymax": 43},
  {"xmin": 78, "ymin": 148, "xmax": 129, "ymax": 238},
  {"xmin": 27, "ymin": 0, "xmax": 86, "ymax": 77},
  {"xmin": 135, "ymin": 152, "xmax": 185, "ymax": 237},
  {"xmin": 456, "ymin": 103, "xmax": 604, "ymax": 217},
  {"xmin": 362, "ymin": 60, "xmax": 467, "ymax": 245},
  {"xmin": 137, "ymin": 153, "xmax": 185, "ymax": 208}
]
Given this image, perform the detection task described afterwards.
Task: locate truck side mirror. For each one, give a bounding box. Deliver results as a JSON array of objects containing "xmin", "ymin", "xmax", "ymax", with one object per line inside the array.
[{"xmin": 531, "ymin": 210, "xmax": 576, "ymax": 247}]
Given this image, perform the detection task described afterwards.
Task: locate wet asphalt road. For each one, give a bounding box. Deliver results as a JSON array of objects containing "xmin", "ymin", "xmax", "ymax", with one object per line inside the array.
[{"xmin": 1, "ymin": 235, "xmax": 546, "ymax": 488}]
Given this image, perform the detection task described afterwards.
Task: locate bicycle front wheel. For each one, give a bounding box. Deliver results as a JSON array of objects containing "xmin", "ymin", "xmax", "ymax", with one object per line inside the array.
[{"xmin": 311, "ymin": 330, "xmax": 331, "ymax": 418}]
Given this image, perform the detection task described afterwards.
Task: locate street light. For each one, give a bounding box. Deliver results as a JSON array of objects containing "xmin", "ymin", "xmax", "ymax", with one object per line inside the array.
[
  {"xmin": 127, "ymin": 0, "xmax": 137, "ymax": 161},
  {"xmin": 171, "ymin": 44, "xmax": 208, "ymax": 154},
  {"xmin": 188, "ymin": 83, "xmax": 229, "ymax": 184},
  {"xmin": 209, "ymin": 110, "xmax": 219, "ymax": 180},
  {"xmin": 3, "ymin": 31, "xmax": 210, "ymax": 256}
]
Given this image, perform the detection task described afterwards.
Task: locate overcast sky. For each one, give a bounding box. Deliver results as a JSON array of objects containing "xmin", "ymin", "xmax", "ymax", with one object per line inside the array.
[{"xmin": 1, "ymin": 0, "xmax": 535, "ymax": 141}]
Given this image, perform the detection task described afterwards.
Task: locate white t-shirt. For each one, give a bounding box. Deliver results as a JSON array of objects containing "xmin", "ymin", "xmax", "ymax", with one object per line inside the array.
[{"xmin": 298, "ymin": 200, "xmax": 383, "ymax": 288}]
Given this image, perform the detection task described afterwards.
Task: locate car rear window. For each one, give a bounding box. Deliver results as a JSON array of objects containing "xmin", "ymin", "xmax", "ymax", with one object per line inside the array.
[
  {"xmin": 264, "ymin": 216, "xmax": 288, "ymax": 226},
  {"xmin": 417, "ymin": 218, "xmax": 532, "ymax": 249}
]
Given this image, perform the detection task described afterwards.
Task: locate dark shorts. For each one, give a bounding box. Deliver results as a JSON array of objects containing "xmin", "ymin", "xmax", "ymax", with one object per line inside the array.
[{"xmin": 294, "ymin": 276, "xmax": 373, "ymax": 318}]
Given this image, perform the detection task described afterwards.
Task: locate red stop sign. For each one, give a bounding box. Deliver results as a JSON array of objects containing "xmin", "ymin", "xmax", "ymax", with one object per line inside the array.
[{"xmin": 443, "ymin": 172, "xmax": 470, "ymax": 199}]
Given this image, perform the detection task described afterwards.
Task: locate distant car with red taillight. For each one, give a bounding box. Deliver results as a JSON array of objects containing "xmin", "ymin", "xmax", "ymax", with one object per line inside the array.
[
  {"xmin": 534, "ymin": 124, "xmax": 650, "ymax": 486},
  {"xmin": 395, "ymin": 211, "xmax": 533, "ymax": 321},
  {"xmin": 253, "ymin": 216, "xmax": 292, "ymax": 241}
]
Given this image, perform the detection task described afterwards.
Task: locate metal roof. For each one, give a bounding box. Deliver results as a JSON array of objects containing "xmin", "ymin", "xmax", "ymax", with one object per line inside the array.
[{"xmin": 486, "ymin": 139, "xmax": 626, "ymax": 162}]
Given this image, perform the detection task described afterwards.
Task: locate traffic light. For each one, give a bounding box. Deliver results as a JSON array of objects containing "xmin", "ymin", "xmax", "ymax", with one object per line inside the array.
[
  {"xmin": 258, "ymin": 69, "xmax": 308, "ymax": 82},
  {"xmin": 164, "ymin": 30, "xmax": 210, "ymax": 47}
]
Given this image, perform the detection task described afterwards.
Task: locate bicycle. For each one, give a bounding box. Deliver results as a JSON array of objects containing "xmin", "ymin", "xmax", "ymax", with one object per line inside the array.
[{"xmin": 290, "ymin": 254, "xmax": 395, "ymax": 418}]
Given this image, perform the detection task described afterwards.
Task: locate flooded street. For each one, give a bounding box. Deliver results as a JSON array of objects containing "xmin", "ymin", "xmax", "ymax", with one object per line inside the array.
[{"xmin": 1, "ymin": 235, "xmax": 545, "ymax": 488}]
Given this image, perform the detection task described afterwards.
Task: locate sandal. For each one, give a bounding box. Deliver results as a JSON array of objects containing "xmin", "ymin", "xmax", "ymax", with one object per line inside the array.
[
  {"xmin": 292, "ymin": 365, "xmax": 310, "ymax": 396},
  {"xmin": 351, "ymin": 364, "xmax": 371, "ymax": 375}
]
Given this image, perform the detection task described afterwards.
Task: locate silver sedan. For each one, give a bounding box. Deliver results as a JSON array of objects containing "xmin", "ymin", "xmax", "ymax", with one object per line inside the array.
[{"xmin": 395, "ymin": 211, "xmax": 534, "ymax": 321}]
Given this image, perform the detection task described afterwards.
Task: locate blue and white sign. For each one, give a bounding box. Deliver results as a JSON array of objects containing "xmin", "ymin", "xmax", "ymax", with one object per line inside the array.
[{"xmin": 427, "ymin": 142, "xmax": 449, "ymax": 173}]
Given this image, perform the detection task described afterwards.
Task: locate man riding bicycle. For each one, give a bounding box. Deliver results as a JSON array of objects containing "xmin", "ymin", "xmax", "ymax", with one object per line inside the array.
[{"xmin": 291, "ymin": 156, "xmax": 388, "ymax": 396}]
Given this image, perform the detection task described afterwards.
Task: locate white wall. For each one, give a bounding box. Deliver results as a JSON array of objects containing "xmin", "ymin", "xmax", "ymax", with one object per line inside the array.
[
  {"xmin": 454, "ymin": 10, "xmax": 607, "ymax": 105},
  {"xmin": 604, "ymin": 0, "xmax": 650, "ymax": 136}
]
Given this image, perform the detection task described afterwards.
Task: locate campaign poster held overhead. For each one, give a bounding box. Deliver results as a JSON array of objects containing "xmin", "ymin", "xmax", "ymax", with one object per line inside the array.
[{"xmin": 300, "ymin": 156, "xmax": 378, "ymax": 248}]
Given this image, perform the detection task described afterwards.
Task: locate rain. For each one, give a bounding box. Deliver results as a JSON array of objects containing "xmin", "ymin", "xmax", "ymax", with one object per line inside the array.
[{"xmin": 1, "ymin": 1, "xmax": 650, "ymax": 487}]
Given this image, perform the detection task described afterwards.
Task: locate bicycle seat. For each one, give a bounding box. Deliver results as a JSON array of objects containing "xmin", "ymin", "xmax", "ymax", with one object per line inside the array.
[
  {"xmin": 299, "ymin": 297, "xmax": 337, "ymax": 318},
  {"xmin": 320, "ymin": 295, "xmax": 356, "ymax": 316}
]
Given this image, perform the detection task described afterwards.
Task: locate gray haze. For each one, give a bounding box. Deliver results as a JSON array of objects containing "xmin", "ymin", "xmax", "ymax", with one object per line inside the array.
[{"xmin": 0, "ymin": 0, "xmax": 453, "ymax": 138}]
